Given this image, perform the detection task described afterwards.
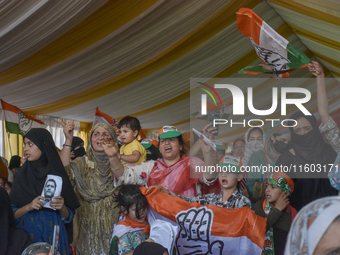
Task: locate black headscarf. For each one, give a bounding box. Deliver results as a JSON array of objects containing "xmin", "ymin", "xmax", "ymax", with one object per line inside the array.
[
  {"xmin": 9, "ymin": 156, "xmax": 21, "ymax": 170},
  {"xmin": 71, "ymin": 136, "xmax": 85, "ymax": 159},
  {"xmin": 0, "ymin": 187, "xmax": 32, "ymax": 255},
  {"xmin": 288, "ymin": 111, "xmax": 337, "ymax": 167},
  {"xmin": 0, "ymin": 187, "xmax": 15, "ymax": 255},
  {"xmin": 71, "ymin": 137, "xmax": 84, "ymax": 150},
  {"xmin": 10, "ymin": 128, "xmax": 80, "ymax": 210},
  {"xmin": 133, "ymin": 242, "xmax": 168, "ymax": 255},
  {"xmin": 146, "ymin": 144, "xmax": 162, "ymax": 161},
  {"xmin": 281, "ymin": 112, "xmax": 338, "ymax": 210}
]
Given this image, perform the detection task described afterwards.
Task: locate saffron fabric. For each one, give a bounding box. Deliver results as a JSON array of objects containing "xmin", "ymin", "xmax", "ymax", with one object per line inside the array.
[{"xmin": 142, "ymin": 186, "xmax": 266, "ymax": 254}]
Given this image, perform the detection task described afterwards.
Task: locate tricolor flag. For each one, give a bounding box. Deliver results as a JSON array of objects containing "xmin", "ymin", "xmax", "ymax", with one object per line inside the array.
[
  {"xmin": 111, "ymin": 214, "xmax": 149, "ymax": 242},
  {"xmin": 142, "ymin": 187, "xmax": 266, "ymax": 255},
  {"xmin": 236, "ymin": 8, "xmax": 311, "ymax": 78},
  {"xmin": 0, "ymin": 100, "xmax": 46, "ymax": 136},
  {"xmin": 93, "ymin": 107, "xmax": 118, "ymax": 128}
]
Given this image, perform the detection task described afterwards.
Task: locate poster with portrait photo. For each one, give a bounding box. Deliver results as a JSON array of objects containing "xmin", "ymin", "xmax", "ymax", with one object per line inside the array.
[{"xmin": 40, "ymin": 174, "xmax": 63, "ymax": 210}]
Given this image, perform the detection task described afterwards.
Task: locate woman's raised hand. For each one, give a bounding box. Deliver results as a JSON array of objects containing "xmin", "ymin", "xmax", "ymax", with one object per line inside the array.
[
  {"xmin": 199, "ymin": 136, "xmax": 214, "ymax": 154},
  {"xmin": 201, "ymin": 123, "xmax": 217, "ymax": 140},
  {"xmin": 61, "ymin": 118, "xmax": 74, "ymax": 141},
  {"xmin": 308, "ymin": 61, "xmax": 324, "ymax": 77},
  {"xmin": 27, "ymin": 196, "xmax": 45, "ymax": 211},
  {"xmin": 102, "ymin": 138, "xmax": 119, "ymax": 158}
]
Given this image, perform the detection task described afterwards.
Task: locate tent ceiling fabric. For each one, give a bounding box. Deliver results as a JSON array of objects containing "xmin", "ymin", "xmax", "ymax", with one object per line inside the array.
[{"xmin": 0, "ymin": 0, "xmax": 339, "ymax": 143}]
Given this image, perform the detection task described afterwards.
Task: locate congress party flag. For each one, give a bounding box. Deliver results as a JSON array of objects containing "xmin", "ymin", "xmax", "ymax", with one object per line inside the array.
[
  {"xmin": 141, "ymin": 187, "xmax": 266, "ymax": 255},
  {"xmin": 236, "ymin": 8, "xmax": 311, "ymax": 78},
  {"xmin": 0, "ymin": 100, "xmax": 46, "ymax": 136},
  {"xmin": 93, "ymin": 107, "xmax": 118, "ymax": 128}
]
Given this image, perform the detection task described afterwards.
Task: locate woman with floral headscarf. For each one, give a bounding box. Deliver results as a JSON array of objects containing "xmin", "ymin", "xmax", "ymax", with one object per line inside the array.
[
  {"xmin": 247, "ymin": 123, "xmax": 291, "ymax": 204},
  {"xmin": 284, "ymin": 196, "xmax": 340, "ymax": 255},
  {"xmin": 60, "ymin": 120, "xmax": 120, "ymax": 255}
]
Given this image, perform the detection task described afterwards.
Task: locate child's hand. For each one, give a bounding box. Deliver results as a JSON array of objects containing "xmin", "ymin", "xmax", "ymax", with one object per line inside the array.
[
  {"xmin": 27, "ymin": 196, "xmax": 45, "ymax": 211},
  {"xmin": 275, "ymin": 192, "xmax": 290, "ymax": 211},
  {"xmin": 147, "ymin": 185, "xmax": 169, "ymax": 195},
  {"xmin": 21, "ymin": 155, "xmax": 26, "ymax": 165},
  {"xmin": 308, "ymin": 61, "xmax": 324, "ymax": 77},
  {"xmin": 50, "ymin": 196, "xmax": 65, "ymax": 211}
]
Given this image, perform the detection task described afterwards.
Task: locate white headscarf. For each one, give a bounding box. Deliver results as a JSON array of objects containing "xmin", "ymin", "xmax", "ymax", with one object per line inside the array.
[
  {"xmin": 242, "ymin": 127, "xmax": 265, "ymax": 166},
  {"xmin": 284, "ymin": 196, "xmax": 340, "ymax": 255}
]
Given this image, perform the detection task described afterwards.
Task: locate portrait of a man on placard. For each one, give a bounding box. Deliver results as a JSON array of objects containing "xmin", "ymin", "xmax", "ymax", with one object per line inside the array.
[
  {"xmin": 40, "ymin": 174, "xmax": 63, "ymax": 210},
  {"xmin": 44, "ymin": 179, "xmax": 57, "ymax": 203}
]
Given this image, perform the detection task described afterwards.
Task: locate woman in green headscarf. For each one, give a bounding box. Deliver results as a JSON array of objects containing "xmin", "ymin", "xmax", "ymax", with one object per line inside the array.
[
  {"xmin": 246, "ymin": 122, "xmax": 291, "ymax": 204},
  {"xmin": 60, "ymin": 121, "xmax": 120, "ymax": 255}
]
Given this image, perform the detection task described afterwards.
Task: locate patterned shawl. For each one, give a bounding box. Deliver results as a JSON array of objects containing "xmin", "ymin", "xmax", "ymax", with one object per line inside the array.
[{"xmin": 67, "ymin": 123, "xmax": 119, "ymax": 255}]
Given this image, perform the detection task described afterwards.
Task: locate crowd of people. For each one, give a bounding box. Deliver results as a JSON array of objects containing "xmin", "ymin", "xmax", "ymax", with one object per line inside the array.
[{"xmin": 1, "ymin": 61, "xmax": 340, "ymax": 255}]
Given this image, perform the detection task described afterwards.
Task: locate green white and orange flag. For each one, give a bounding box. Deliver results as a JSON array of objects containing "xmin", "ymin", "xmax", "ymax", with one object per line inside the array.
[
  {"xmin": 1, "ymin": 100, "xmax": 46, "ymax": 136},
  {"xmin": 236, "ymin": 8, "xmax": 311, "ymax": 78},
  {"xmin": 142, "ymin": 187, "xmax": 266, "ymax": 254}
]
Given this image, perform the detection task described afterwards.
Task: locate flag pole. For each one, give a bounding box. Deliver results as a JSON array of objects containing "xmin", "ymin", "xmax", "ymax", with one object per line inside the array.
[
  {"xmin": 6, "ymin": 131, "xmax": 12, "ymax": 158},
  {"xmin": 1, "ymin": 107, "xmax": 12, "ymax": 158}
]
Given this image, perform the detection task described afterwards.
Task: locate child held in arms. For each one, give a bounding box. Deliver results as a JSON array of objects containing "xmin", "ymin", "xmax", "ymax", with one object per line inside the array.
[
  {"xmin": 254, "ymin": 172, "xmax": 296, "ymax": 255},
  {"xmin": 152, "ymin": 155, "xmax": 251, "ymax": 209},
  {"xmin": 117, "ymin": 116, "xmax": 146, "ymax": 167}
]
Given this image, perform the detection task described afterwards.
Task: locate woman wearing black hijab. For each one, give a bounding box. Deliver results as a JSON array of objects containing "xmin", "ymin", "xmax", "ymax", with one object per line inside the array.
[
  {"xmin": 9, "ymin": 155, "xmax": 21, "ymax": 176},
  {"xmin": 10, "ymin": 128, "xmax": 80, "ymax": 255},
  {"xmin": 0, "ymin": 187, "xmax": 32, "ymax": 255},
  {"xmin": 275, "ymin": 112, "xmax": 337, "ymax": 210},
  {"xmin": 71, "ymin": 136, "xmax": 85, "ymax": 159}
]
